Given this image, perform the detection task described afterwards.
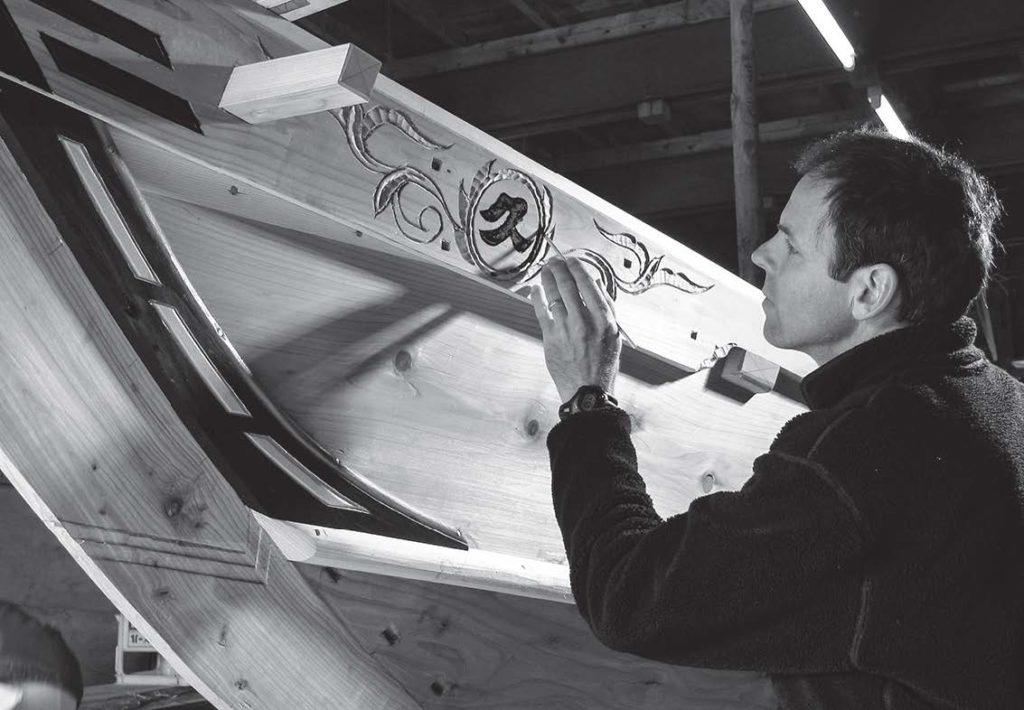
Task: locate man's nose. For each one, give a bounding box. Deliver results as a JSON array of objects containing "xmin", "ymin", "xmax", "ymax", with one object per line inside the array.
[{"xmin": 750, "ymin": 242, "xmax": 769, "ymax": 271}]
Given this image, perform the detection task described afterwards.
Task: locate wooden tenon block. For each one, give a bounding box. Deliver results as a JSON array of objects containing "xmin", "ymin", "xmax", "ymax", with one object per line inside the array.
[
  {"xmin": 219, "ymin": 43, "xmax": 379, "ymax": 123},
  {"xmin": 720, "ymin": 346, "xmax": 781, "ymax": 395}
]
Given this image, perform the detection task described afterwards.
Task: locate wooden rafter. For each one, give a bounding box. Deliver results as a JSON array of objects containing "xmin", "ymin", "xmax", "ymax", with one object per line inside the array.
[
  {"xmin": 557, "ymin": 110, "xmax": 864, "ymax": 172},
  {"xmin": 574, "ymin": 102, "xmax": 1024, "ymax": 218},
  {"xmin": 390, "ymin": 0, "xmax": 466, "ymax": 48},
  {"xmin": 509, "ymin": 0, "xmax": 556, "ymax": 29},
  {"xmin": 386, "ymin": 0, "xmax": 794, "ymax": 80}
]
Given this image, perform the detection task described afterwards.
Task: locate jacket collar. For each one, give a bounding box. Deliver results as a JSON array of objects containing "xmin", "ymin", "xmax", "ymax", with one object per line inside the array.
[{"xmin": 800, "ymin": 316, "xmax": 982, "ymax": 410}]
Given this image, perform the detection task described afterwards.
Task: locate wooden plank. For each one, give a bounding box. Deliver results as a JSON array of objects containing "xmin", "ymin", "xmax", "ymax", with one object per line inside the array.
[
  {"xmin": 557, "ymin": 110, "xmax": 863, "ymax": 172},
  {"xmin": 386, "ymin": 0, "xmax": 794, "ymax": 81},
  {"xmin": 219, "ymin": 43, "xmax": 380, "ymax": 123},
  {"xmin": 0, "ymin": 0, "xmax": 745, "ymax": 377},
  {"xmin": 0, "ymin": 120, "xmax": 417, "ymax": 710},
  {"xmin": 0, "ymin": 0, "xmax": 817, "ymax": 376},
  {"xmin": 301, "ymin": 564, "xmax": 779, "ymax": 709},
  {"xmin": 256, "ymin": 512, "xmax": 574, "ymax": 603},
  {"xmin": 730, "ymin": 0, "xmax": 763, "ymax": 284}
]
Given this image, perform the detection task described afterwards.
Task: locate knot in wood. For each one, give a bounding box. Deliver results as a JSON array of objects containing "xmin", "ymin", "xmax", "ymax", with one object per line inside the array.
[
  {"xmin": 164, "ymin": 497, "xmax": 184, "ymax": 518},
  {"xmin": 700, "ymin": 472, "xmax": 716, "ymax": 493},
  {"xmin": 394, "ymin": 349, "xmax": 413, "ymax": 372}
]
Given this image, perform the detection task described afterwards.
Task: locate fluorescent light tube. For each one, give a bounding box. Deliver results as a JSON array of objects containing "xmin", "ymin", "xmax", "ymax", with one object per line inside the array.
[
  {"xmin": 797, "ymin": 0, "xmax": 857, "ymax": 71},
  {"xmin": 872, "ymin": 93, "xmax": 910, "ymax": 140}
]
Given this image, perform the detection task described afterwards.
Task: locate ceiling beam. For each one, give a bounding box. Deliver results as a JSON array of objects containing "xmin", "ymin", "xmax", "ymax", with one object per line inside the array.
[
  {"xmin": 390, "ymin": 0, "xmax": 466, "ymax": 48},
  {"xmin": 406, "ymin": 5, "xmax": 836, "ymax": 135},
  {"xmin": 576, "ymin": 101, "xmax": 1024, "ymax": 218},
  {"xmin": 558, "ymin": 110, "xmax": 863, "ymax": 173},
  {"xmin": 399, "ymin": 0, "xmax": 1024, "ymax": 138},
  {"xmin": 386, "ymin": 0, "xmax": 793, "ymax": 80},
  {"xmin": 509, "ymin": 0, "xmax": 557, "ymax": 29}
]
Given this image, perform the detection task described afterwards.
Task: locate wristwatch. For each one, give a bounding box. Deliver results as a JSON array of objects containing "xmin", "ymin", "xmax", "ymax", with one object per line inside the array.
[{"xmin": 559, "ymin": 385, "xmax": 619, "ymax": 421}]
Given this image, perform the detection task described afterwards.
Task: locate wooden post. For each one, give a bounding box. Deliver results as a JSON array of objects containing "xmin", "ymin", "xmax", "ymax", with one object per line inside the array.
[{"xmin": 730, "ymin": 0, "xmax": 763, "ymax": 284}]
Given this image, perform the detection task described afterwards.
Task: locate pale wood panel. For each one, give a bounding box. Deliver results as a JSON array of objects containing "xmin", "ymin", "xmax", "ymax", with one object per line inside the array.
[
  {"xmin": 3, "ymin": 0, "xmax": 815, "ymax": 377},
  {"xmin": 301, "ymin": 564, "xmax": 779, "ymax": 709},
  {"xmin": 0, "ymin": 134, "xmax": 417, "ymax": 709},
  {"xmin": 128, "ymin": 152, "xmax": 806, "ymax": 561}
]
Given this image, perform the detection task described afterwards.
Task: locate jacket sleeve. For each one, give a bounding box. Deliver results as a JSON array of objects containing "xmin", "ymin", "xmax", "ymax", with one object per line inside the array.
[{"xmin": 547, "ymin": 408, "xmax": 868, "ymax": 670}]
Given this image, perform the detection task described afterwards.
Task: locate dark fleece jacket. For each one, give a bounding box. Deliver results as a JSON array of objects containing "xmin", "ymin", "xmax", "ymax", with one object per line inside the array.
[{"xmin": 547, "ymin": 317, "xmax": 1024, "ymax": 709}]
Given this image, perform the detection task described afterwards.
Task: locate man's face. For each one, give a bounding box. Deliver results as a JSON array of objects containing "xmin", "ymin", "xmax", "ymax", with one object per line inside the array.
[{"xmin": 751, "ymin": 175, "xmax": 856, "ymax": 364}]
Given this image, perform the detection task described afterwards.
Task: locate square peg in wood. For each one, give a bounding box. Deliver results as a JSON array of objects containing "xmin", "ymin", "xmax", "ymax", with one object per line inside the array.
[{"xmin": 219, "ymin": 44, "xmax": 380, "ymax": 124}]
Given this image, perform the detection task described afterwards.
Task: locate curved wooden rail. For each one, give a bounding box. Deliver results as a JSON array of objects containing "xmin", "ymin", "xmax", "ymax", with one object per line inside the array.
[{"xmin": 0, "ymin": 106, "xmax": 416, "ymax": 710}]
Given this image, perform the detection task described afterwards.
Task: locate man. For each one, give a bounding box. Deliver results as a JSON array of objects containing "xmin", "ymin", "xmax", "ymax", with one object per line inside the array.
[{"xmin": 530, "ymin": 129, "xmax": 1023, "ymax": 709}]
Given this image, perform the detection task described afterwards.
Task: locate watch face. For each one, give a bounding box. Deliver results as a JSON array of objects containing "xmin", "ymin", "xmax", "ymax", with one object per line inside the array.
[{"xmin": 580, "ymin": 392, "xmax": 598, "ymax": 409}]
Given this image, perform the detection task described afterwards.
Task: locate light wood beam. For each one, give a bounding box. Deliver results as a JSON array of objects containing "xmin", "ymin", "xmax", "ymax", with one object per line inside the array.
[
  {"xmin": 219, "ymin": 43, "xmax": 380, "ymax": 123},
  {"xmin": 731, "ymin": 0, "xmax": 762, "ymax": 285},
  {"xmin": 387, "ymin": 0, "xmax": 794, "ymax": 80},
  {"xmin": 558, "ymin": 110, "xmax": 863, "ymax": 172}
]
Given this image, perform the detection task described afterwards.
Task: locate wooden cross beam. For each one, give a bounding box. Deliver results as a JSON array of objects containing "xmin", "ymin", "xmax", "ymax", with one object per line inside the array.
[{"xmin": 386, "ymin": 0, "xmax": 795, "ymax": 80}]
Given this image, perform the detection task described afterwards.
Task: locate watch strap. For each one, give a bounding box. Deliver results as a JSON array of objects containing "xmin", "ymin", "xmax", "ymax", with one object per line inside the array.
[{"xmin": 559, "ymin": 385, "xmax": 619, "ymax": 421}]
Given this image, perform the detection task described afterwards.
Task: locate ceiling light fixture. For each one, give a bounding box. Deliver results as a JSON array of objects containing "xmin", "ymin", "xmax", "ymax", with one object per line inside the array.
[
  {"xmin": 796, "ymin": 0, "xmax": 857, "ymax": 71},
  {"xmin": 868, "ymin": 87, "xmax": 911, "ymax": 139}
]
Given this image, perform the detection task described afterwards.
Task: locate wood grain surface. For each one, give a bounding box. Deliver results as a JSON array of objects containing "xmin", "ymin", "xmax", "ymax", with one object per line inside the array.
[
  {"xmin": 301, "ymin": 563, "xmax": 779, "ymax": 709},
  {"xmin": 117, "ymin": 150, "xmax": 805, "ymax": 560},
  {"xmin": 0, "ymin": 131, "xmax": 416, "ymax": 709}
]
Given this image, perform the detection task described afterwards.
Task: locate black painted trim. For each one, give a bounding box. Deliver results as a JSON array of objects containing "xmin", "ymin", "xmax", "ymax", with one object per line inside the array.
[
  {"xmin": 28, "ymin": 0, "xmax": 172, "ymax": 68},
  {"xmin": 41, "ymin": 34, "xmax": 203, "ymax": 134}
]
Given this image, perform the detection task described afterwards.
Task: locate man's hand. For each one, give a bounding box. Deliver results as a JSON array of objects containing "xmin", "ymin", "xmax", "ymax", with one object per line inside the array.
[{"xmin": 530, "ymin": 256, "xmax": 622, "ymax": 403}]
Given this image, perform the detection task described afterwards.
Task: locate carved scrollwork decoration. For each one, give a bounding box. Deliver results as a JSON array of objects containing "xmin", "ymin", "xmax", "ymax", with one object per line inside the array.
[
  {"xmin": 560, "ymin": 221, "xmax": 714, "ymax": 301},
  {"xmin": 336, "ymin": 103, "xmax": 714, "ymax": 297},
  {"xmin": 457, "ymin": 159, "xmax": 554, "ymax": 283}
]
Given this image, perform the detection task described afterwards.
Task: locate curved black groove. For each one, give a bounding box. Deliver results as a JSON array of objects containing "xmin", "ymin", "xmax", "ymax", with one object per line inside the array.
[{"xmin": 0, "ymin": 9, "xmax": 466, "ymax": 549}]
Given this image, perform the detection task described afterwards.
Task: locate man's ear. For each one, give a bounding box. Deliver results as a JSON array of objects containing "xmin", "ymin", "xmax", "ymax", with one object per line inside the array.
[{"xmin": 849, "ymin": 263, "xmax": 901, "ymax": 321}]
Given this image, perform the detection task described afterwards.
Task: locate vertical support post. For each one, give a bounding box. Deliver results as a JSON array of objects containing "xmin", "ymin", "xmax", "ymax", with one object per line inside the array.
[{"xmin": 730, "ymin": 0, "xmax": 763, "ymax": 285}]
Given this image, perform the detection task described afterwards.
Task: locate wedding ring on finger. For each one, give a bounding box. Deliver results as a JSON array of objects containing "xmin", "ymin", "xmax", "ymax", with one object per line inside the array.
[{"xmin": 547, "ymin": 298, "xmax": 566, "ymax": 313}]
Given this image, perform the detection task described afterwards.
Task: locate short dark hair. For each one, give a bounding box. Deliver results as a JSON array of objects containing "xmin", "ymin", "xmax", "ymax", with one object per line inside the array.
[{"xmin": 795, "ymin": 128, "xmax": 1002, "ymax": 325}]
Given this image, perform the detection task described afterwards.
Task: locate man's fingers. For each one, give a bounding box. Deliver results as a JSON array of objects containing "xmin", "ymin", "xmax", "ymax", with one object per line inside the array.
[
  {"xmin": 529, "ymin": 284, "xmax": 553, "ymax": 335},
  {"xmin": 565, "ymin": 257, "xmax": 615, "ymax": 326},
  {"xmin": 547, "ymin": 259, "xmax": 586, "ymax": 322}
]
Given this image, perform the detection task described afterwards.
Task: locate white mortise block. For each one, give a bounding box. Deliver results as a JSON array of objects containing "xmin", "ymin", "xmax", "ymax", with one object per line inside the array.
[
  {"xmin": 721, "ymin": 347, "xmax": 781, "ymax": 395},
  {"xmin": 219, "ymin": 43, "xmax": 380, "ymax": 124}
]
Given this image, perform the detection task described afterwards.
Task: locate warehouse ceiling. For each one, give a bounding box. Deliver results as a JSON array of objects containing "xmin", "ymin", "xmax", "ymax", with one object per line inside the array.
[{"xmin": 298, "ymin": 0, "xmax": 1024, "ymax": 361}]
